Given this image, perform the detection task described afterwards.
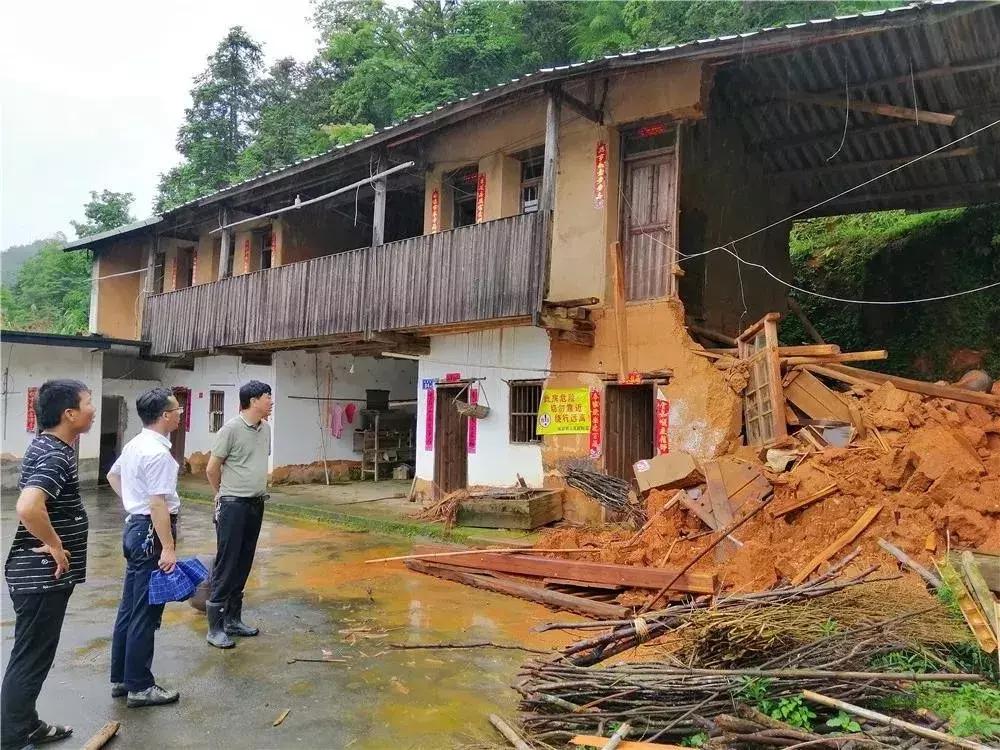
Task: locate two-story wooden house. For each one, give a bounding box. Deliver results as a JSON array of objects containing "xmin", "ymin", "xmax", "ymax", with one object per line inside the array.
[{"xmin": 61, "ymin": 2, "xmax": 1000, "ymax": 518}]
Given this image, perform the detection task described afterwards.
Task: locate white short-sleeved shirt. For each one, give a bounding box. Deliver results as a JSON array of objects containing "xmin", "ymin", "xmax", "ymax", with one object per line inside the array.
[{"xmin": 109, "ymin": 429, "xmax": 181, "ymax": 515}]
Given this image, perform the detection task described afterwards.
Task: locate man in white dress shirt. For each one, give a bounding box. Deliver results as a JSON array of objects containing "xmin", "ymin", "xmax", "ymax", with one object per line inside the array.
[{"xmin": 106, "ymin": 388, "xmax": 182, "ymax": 708}]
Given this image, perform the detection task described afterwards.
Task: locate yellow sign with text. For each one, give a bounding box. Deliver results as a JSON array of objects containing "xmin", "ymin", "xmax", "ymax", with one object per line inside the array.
[{"xmin": 536, "ymin": 388, "xmax": 592, "ymax": 435}]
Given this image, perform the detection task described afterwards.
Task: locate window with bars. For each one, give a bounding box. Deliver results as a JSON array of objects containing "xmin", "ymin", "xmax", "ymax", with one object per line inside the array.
[
  {"xmin": 448, "ymin": 166, "xmax": 479, "ymax": 228},
  {"xmin": 509, "ymin": 380, "xmax": 543, "ymax": 444},
  {"xmin": 209, "ymin": 391, "xmax": 225, "ymax": 433}
]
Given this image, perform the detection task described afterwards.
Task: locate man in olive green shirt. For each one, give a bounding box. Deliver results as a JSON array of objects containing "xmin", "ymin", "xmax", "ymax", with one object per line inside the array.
[{"xmin": 204, "ymin": 381, "xmax": 272, "ymax": 649}]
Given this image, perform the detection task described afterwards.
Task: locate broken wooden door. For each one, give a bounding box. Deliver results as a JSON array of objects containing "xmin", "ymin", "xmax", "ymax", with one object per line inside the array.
[
  {"xmin": 434, "ymin": 385, "xmax": 468, "ymax": 494},
  {"xmin": 604, "ymin": 384, "xmax": 655, "ymax": 481},
  {"xmin": 621, "ymin": 137, "xmax": 678, "ymax": 301}
]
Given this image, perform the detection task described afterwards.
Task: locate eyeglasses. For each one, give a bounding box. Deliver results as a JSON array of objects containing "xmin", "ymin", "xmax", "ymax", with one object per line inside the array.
[{"xmin": 165, "ymin": 407, "xmax": 185, "ymax": 414}]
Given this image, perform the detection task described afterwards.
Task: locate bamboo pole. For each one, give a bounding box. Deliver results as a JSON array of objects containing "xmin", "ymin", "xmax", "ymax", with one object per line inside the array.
[
  {"xmin": 602, "ymin": 722, "xmax": 632, "ymax": 750},
  {"xmin": 878, "ymin": 538, "xmax": 942, "ymax": 589},
  {"xmin": 801, "ymin": 691, "xmax": 994, "ymax": 750},
  {"xmin": 365, "ymin": 547, "xmax": 594, "ymax": 564},
  {"xmin": 489, "ymin": 714, "xmax": 533, "ymax": 750},
  {"xmin": 81, "ymin": 722, "xmax": 121, "ymax": 750}
]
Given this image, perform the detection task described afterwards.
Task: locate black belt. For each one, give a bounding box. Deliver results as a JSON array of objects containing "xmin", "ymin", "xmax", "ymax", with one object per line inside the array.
[{"xmin": 219, "ymin": 495, "xmax": 268, "ymax": 503}]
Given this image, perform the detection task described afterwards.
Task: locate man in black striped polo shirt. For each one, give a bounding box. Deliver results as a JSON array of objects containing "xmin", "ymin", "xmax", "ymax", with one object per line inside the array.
[{"xmin": 2, "ymin": 380, "xmax": 95, "ymax": 750}]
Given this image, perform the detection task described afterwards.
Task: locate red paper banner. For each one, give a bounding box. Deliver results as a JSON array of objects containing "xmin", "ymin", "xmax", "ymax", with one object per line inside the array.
[
  {"xmin": 594, "ymin": 141, "xmax": 608, "ymax": 209},
  {"xmin": 424, "ymin": 388, "xmax": 435, "ymax": 451},
  {"xmin": 243, "ymin": 238, "xmax": 251, "ymax": 273},
  {"xmin": 620, "ymin": 371, "xmax": 643, "ymax": 385},
  {"xmin": 191, "ymin": 250, "xmax": 198, "ymax": 285},
  {"xmin": 26, "ymin": 387, "xmax": 38, "ymax": 432},
  {"xmin": 170, "ymin": 257, "xmax": 178, "ymax": 290},
  {"xmin": 475, "ymin": 172, "xmax": 487, "ymax": 223},
  {"xmin": 588, "ymin": 387, "xmax": 602, "ymax": 458},
  {"xmin": 444, "ymin": 372, "xmax": 461, "ymax": 383},
  {"xmin": 467, "ymin": 388, "xmax": 478, "ymax": 454},
  {"xmin": 430, "ymin": 189, "xmax": 440, "ymax": 233},
  {"xmin": 655, "ymin": 397, "xmax": 670, "ymax": 455}
]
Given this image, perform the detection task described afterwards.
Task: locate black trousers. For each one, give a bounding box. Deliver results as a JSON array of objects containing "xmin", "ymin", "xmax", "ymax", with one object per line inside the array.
[
  {"xmin": 110, "ymin": 514, "xmax": 176, "ymax": 692},
  {"xmin": 1, "ymin": 587, "xmax": 73, "ymax": 750},
  {"xmin": 210, "ymin": 497, "xmax": 264, "ymax": 603}
]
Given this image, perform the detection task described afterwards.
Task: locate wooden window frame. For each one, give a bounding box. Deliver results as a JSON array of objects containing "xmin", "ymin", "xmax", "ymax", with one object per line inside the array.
[
  {"xmin": 508, "ymin": 380, "xmax": 543, "ymax": 444},
  {"xmin": 209, "ymin": 390, "xmax": 225, "ymax": 433}
]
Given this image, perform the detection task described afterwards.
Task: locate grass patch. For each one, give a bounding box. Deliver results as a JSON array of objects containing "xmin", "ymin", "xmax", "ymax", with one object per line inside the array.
[{"xmin": 179, "ymin": 490, "xmax": 498, "ymax": 543}]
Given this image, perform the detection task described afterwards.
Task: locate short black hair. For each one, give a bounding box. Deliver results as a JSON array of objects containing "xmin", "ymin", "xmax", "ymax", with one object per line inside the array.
[
  {"xmin": 136, "ymin": 387, "xmax": 175, "ymax": 427},
  {"xmin": 36, "ymin": 380, "xmax": 90, "ymax": 430},
  {"xmin": 240, "ymin": 380, "xmax": 272, "ymax": 409}
]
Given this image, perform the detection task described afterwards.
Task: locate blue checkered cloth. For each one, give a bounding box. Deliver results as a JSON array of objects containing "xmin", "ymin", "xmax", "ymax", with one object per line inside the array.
[{"xmin": 148, "ymin": 558, "xmax": 209, "ymax": 605}]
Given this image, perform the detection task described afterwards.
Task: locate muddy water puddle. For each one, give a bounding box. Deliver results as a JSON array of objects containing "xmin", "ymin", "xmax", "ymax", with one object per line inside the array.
[{"xmin": 2, "ymin": 492, "xmax": 575, "ymax": 749}]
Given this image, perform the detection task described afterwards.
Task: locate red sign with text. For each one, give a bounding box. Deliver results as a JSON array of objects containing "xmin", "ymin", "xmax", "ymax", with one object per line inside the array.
[
  {"xmin": 430, "ymin": 189, "xmax": 440, "ymax": 232},
  {"xmin": 655, "ymin": 397, "xmax": 670, "ymax": 455},
  {"xmin": 424, "ymin": 389, "xmax": 435, "ymax": 451},
  {"xmin": 588, "ymin": 388, "xmax": 602, "ymax": 458},
  {"xmin": 243, "ymin": 238, "xmax": 251, "ymax": 273},
  {"xmin": 475, "ymin": 172, "xmax": 487, "ymax": 223},
  {"xmin": 467, "ymin": 388, "xmax": 478, "ymax": 453},
  {"xmin": 444, "ymin": 372, "xmax": 462, "ymax": 383},
  {"xmin": 620, "ymin": 371, "xmax": 643, "ymax": 385},
  {"xmin": 594, "ymin": 141, "xmax": 608, "ymax": 209},
  {"xmin": 26, "ymin": 387, "xmax": 38, "ymax": 432}
]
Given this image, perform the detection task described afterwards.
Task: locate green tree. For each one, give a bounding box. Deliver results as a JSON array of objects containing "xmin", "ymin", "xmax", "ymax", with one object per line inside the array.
[
  {"xmin": 0, "ymin": 241, "xmax": 91, "ymax": 334},
  {"xmin": 69, "ymin": 190, "xmax": 135, "ymax": 238},
  {"xmin": 156, "ymin": 26, "xmax": 265, "ymax": 210}
]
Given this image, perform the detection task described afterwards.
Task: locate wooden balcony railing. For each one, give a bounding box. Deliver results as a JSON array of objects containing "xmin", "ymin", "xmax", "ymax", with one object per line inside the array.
[{"xmin": 142, "ymin": 211, "xmax": 548, "ymax": 355}]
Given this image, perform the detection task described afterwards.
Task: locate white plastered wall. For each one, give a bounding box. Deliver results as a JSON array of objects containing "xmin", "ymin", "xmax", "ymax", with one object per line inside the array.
[
  {"xmin": 270, "ymin": 351, "xmax": 417, "ymax": 467},
  {"xmin": 415, "ymin": 327, "xmax": 551, "ymax": 488}
]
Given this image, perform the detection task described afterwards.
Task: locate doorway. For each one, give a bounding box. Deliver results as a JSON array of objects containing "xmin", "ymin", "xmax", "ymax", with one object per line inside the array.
[
  {"xmin": 99, "ymin": 396, "xmax": 125, "ymax": 484},
  {"xmin": 170, "ymin": 387, "xmax": 190, "ymax": 473},
  {"xmin": 434, "ymin": 385, "xmax": 468, "ymax": 495},
  {"xmin": 604, "ymin": 384, "xmax": 655, "ymax": 481}
]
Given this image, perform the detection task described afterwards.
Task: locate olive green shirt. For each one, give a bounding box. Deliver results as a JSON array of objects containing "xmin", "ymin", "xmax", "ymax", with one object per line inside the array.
[{"xmin": 211, "ymin": 415, "xmax": 271, "ymax": 498}]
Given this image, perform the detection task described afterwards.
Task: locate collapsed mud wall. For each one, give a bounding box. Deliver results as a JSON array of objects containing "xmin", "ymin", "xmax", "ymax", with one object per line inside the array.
[{"xmin": 545, "ymin": 298, "xmax": 742, "ymax": 523}]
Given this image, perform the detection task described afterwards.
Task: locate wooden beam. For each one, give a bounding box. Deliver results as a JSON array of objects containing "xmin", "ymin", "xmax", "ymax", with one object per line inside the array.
[
  {"xmin": 406, "ymin": 560, "xmax": 629, "ymax": 619},
  {"xmin": 540, "ymin": 90, "xmax": 561, "ymax": 212},
  {"xmin": 774, "ymin": 92, "xmax": 957, "ymax": 126},
  {"xmin": 781, "ymin": 350, "xmax": 887, "ymax": 366},
  {"xmin": 817, "ymin": 363, "xmax": 1000, "ymax": 409},
  {"xmin": 611, "ymin": 241, "xmax": 629, "ymax": 379},
  {"xmin": 218, "ymin": 207, "xmax": 231, "ymax": 279},
  {"xmin": 787, "ymin": 297, "xmax": 824, "ymax": 344},
  {"xmin": 775, "ymin": 146, "xmax": 976, "ymax": 180},
  {"xmin": 808, "ymin": 178, "xmax": 1000, "ymax": 213},
  {"xmin": 431, "ymin": 552, "xmax": 715, "ymax": 594},
  {"xmin": 687, "ymin": 323, "xmax": 737, "ymax": 347},
  {"xmin": 791, "ymin": 506, "xmax": 882, "ymax": 585},
  {"xmin": 771, "ymin": 483, "xmax": 838, "ymax": 519},
  {"xmin": 552, "ymin": 86, "xmax": 604, "ymax": 124}
]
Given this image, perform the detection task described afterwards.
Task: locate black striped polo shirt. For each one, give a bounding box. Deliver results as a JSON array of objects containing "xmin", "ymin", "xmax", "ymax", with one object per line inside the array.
[{"xmin": 4, "ymin": 434, "xmax": 89, "ymax": 594}]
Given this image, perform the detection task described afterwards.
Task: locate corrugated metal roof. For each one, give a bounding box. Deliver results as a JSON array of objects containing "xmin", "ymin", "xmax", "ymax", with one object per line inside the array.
[
  {"xmin": 61, "ymin": 215, "xmax": 161, "ymax": 251},
  {"xmin": 165, "ymin": 1, "xmax": 966, "ymax": 214}
]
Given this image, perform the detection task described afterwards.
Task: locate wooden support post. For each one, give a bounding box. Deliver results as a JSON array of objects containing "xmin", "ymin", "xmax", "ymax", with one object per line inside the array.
[
  {"xmin": 219, "ymin": 208, "xmax": 231, "ymax": 279},
  {"xmin": 372, "ymin": 176, "xmax": 387, "ymax": 247},
  {"xmin": 775, "ymin": 92, "xmax": 957, "ymax": 126},
  {"xmin": 540, "ymin": 89, "xmax": 561, "ymax": 212},
  {"xmin": 611, "ymin": 241, "xmax": 629, "ymax": 379},
  {"xmin": 489, "ymin": 714, "xmax": 533, "ymax": 750}
]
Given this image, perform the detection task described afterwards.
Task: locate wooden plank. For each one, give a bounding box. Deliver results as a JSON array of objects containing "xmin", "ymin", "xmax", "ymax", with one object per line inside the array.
[
  {"xmin": 791, "ymin": 506, "xmax": 882, "ymax": 585},
  {"xmin": 812, "ymin": 364, "xmax": 1000, "ymax": 409},
  {"xmin": 543, "ymin": 578, "xmax": 624, "ymax": 592},
  {"xmin": 570, "ymin": 737, "xmax": 686, "ymax": 750},
  {"xmin": 764, "ymin": 316, "xmax": 787, "ymax": 443},
  {"xmin": 771, "ymin": 482, "xmax": 838, "ymax": 518},
  {"xmin": 949, "ymin": 551, "xmax": 1000, "ymax": 594},
  {"xmin": 439, "ymin": 552, "xmax": 715, "ymax": 594},
  {"xmin": 703, "ymin": 461, "xmax": 734, "ymax": 528},
  {"xmin": 784, "ymin": 369, "xmax": 852, "ymax": 422},
  {"xmin": 781, "ymin": 350, "xmax": 887, "ymax": 366},
  {"xmin": 937, "ymin": 562, "xmax": 998, "ymax": 652},
  {"xmin": 961, "ymin": 552, "xmax": 1000, "ymax": 639},
  {"xmin": 776, "ymin": 92, "xmax": 957, "ymax": 126},
  {"xmin": 678, "ymin": 489, "xmax": 719, "ymax": 530},
  {"xmin": 407, "ymin": 560, "xmax": 629, "ymax": 619}
]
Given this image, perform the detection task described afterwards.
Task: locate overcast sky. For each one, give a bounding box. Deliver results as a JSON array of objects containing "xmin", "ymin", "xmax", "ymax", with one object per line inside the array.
[{"xmin": 1, "ymin": 0, "xmax": 319, "ymax": 249}]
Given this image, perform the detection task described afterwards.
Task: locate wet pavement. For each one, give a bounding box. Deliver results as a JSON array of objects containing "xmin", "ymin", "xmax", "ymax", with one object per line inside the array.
[{"xmin": 1, "ymin": 490, "xmax": 574, "ymax": 749}]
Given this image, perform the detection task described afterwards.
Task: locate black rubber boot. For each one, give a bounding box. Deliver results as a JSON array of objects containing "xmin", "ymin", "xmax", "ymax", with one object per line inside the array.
[
  {"xmin": 224, "ymin": 593, "xmax": 259, "ymax": 637},
  {"xmin": 206, "ymin": 601, "xmax": 235, "ymax": 649}
]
